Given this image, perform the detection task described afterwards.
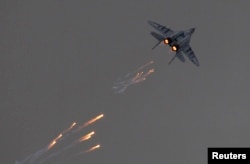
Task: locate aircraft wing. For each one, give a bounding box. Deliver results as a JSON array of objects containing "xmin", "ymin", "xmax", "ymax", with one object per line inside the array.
[
  {"xmin": 148, "ymin": 20, "xmax": 174, "ymax": 37},
  {"xmin": 181, "ymin": 45, "xmax": 200, "ymax": 66}
]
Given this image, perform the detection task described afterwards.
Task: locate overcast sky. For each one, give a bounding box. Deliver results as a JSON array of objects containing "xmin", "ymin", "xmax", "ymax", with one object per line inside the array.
[{"xmin": 1, "ymin": 1, "xmax": 250, "ymax": 164}]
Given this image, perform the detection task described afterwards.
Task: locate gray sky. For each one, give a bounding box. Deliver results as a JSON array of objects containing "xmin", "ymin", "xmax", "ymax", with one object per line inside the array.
[{"xmin": 1, "ymin": 0, "xmax": 250, "ymax": 163}]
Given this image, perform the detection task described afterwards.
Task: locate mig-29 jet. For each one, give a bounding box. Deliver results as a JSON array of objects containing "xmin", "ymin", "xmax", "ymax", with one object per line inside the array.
[{"xmin": 148, "ymin": 20, "xmax": 199, "ymax": 66}]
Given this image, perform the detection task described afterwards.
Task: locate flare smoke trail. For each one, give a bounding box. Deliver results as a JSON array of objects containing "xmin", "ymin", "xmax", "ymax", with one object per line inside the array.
[
  {"xmin": 113, "ymin": 61, "xmax": 155, "ymax": 93},
  {"xmin": 37, "ymin": 131, "xmax": 96, "ymax": 164},
  {"xmin": 16, "ymin": 122, "xmax": 76, "ymax": 164},
  {"xmin": 15, "ymin": 114, "xmax": 104, "ymax": 164}
]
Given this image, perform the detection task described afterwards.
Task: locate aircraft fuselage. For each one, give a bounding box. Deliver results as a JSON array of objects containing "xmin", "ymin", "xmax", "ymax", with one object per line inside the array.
[
  {"xmin": 168, "ymin": 28, "xmax": 195, "ymax": 50},
  {"xmin": 148, "ymin": 20, "xmax": 199, "ymax": 66}
]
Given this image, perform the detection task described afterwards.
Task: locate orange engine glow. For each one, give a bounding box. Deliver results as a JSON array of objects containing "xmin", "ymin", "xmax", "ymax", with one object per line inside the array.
[
  {"xmin": 172, "ymin": 46, "xmax": 177, "ymax": 51},
  {"xmin": 163, "ymin": 39, "xmax": 169, "ymax": 44}
]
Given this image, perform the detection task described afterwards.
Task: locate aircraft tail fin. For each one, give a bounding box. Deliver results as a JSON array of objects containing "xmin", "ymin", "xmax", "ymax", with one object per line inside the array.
[
  {"xmin": 152, "ymin": 41, "xmax": 161, "ymax": 50},
  {"xmin": 150, "ymin": 32, "xmax": 165, "ymax": 49},
  {"xmin": 168, "ymin": 52, "xmax": 185, "ymax": 65},
  {"xmin": 168, "ymin": 54, "xmax": 176, "ymax": 65}
]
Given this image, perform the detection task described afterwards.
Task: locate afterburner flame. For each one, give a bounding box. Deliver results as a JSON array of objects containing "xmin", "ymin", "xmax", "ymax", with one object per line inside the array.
[
  {"xmin": 164, "ymin": 39, "xmax": 169, "ymax": 44},
  {"xmin": 172, "ymin": 46, "xmax": 177, "ymax": 51}
]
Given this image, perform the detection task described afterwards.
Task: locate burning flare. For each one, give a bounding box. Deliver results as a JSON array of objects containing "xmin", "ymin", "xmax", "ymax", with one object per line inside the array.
[
  {"xmin": 83, "ymin": 114, "xmax": 104, "ymax": 127},
  {"xmin": 85, "ymin": 144, "xmax": 101, "ymax": 153},
  {"xmin": 47, "ymin": 122, "xmax": 77, "ymax": 150},
  {"xmin": 47, "ymin": 140, "xmax": 57, "ymax": 150},
  {"xmin": 132, "ymin": 68, "xmax": 155, "ymax": 83},
  {"xmin": 78, "ymin": 131, "xmax": 95, "ymax": 142}
]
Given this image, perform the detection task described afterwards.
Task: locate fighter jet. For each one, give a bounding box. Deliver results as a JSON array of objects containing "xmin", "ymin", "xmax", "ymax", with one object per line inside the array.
[{"xmin": 148, "ymin": 20, "xmax": 199, "ymax": 67}]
